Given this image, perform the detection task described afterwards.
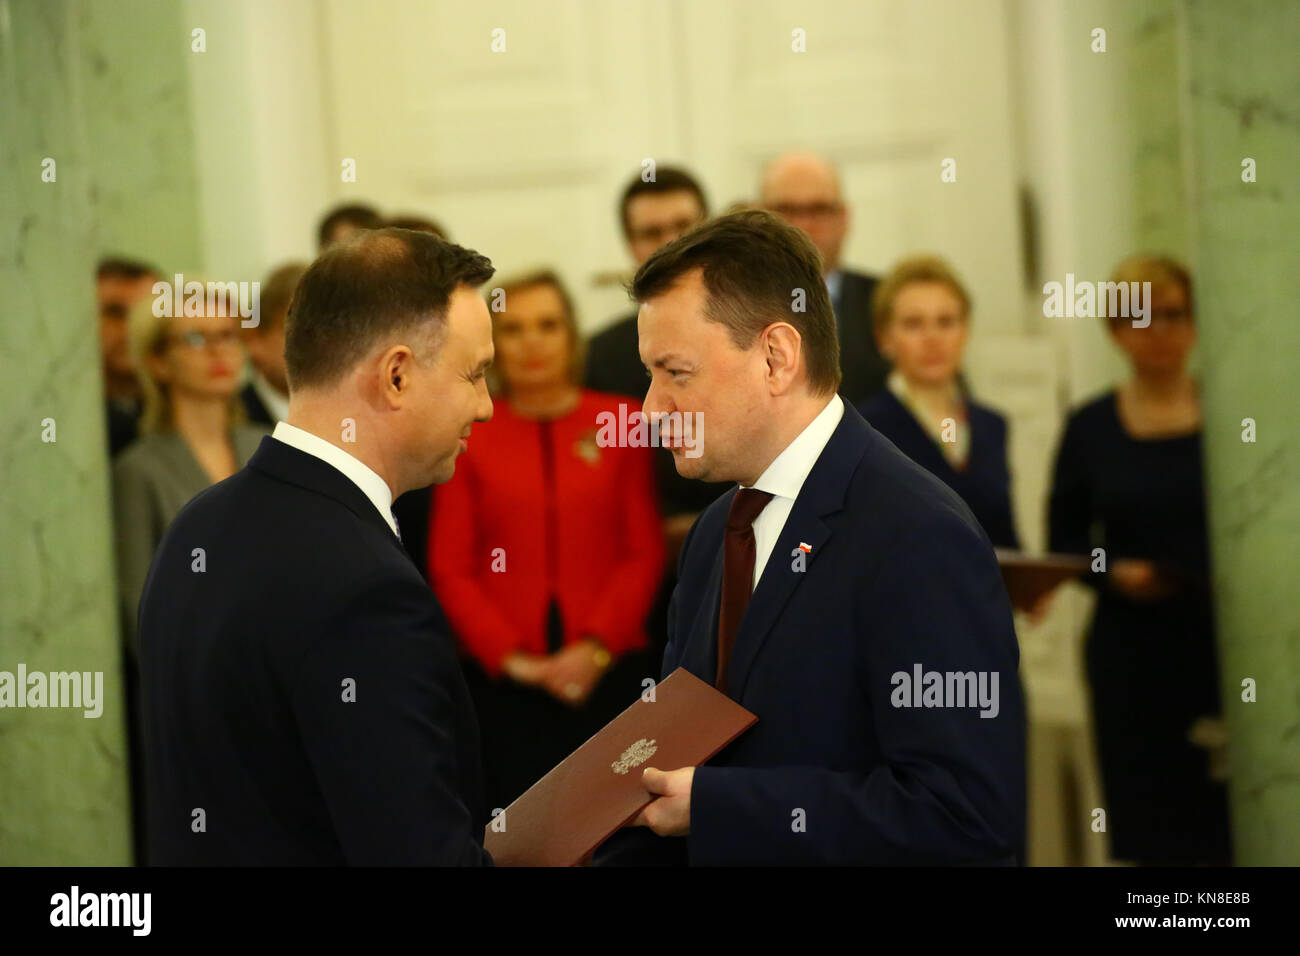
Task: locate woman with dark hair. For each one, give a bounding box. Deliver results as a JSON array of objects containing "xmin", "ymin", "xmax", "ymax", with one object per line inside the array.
[
  {"xmin": 429, "ymin": 270, "xmax": 664, "ymax": 811},
  {"xmin": 1048, "ymin": 255, "xmax": 1230, "ymax": 865}
]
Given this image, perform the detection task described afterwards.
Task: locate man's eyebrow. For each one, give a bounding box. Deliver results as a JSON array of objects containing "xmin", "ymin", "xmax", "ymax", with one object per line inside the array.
[{"xmin": 645, "ymin": 353, "xmax": 691, "ymax": 370}]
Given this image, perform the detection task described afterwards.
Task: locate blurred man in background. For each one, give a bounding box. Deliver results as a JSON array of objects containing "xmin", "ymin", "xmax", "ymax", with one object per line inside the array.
[
  {"xmin": 98, "ymin": 256, "xmax": 160, "ymax": 456},
  {"xmin": 585, "ymin": 166, "xmax": 723, "ymax": 662},
  {"xmin": 760, "ymin": 151, "xmax": 887, "ymax": 406},
  {"xmin": 240, "ymin": 262, "xmax": 306, "ymax": 427},
  {"xmin": 586, "ymin": 166, "xmax": 710, "ymax": 401},
  {"xmin": 317, "ymin": 202, "xmax": 383, "ymax": 250}
]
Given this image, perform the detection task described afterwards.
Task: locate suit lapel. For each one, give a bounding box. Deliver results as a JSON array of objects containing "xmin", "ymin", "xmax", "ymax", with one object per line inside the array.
[
  {"xmin": 723, "ymin": 406, "xmax": 873, "ymax": 699},
  {"xmin": 248, "ymin": 436, "xmax": 407, "ymax": 558},
  {"xmin": 683, "ymin": 521, "xmax": 728, "ymax": 680}
]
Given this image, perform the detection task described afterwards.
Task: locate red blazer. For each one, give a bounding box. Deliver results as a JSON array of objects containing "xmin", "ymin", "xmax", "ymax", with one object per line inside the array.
[{"xmin": 430, "ymin": 390, "xmax": 665, "ymax": 677}]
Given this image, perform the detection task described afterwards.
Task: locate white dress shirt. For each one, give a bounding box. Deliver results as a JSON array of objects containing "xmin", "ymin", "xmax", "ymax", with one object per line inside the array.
[
  {"xmin": 271, "ymin": 421, "xmax": 400, "ymax": 538},
  {"xmin": 251, "ymin": 370, "xmax": 290, "ymax": 425},
  {"xmin": 744, "ymin": 394, "xmax": 845, "ymax": 590}
]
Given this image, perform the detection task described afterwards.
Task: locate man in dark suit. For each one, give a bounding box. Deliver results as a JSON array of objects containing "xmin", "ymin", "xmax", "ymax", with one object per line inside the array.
[
  {"xmin": 138, "ymin": 229, "xmax": 497, "ymax": 865},
  {"xmin": 585, "ymin": 166, "xmax": 726, "ymax": 658},
  {"xmin": 585, "ymin": 165, "xmax": 709, "ymax": 404},
  {"xmin": 598, "ymin": 211, "xmax": 1024, "ymax": 865},
  {"xmin": 239, "ymin": 261, "xmax": 305, "ymax": 428},
  {"xmin": 760, "ymin": 151, "xmax": 889, "ymax": 406},
  {"xmin": 97, "ymin": 257, "xmax": 160, "ymax": 457}
]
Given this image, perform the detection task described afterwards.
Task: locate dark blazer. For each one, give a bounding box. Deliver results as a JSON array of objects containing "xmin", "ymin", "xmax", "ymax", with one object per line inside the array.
[
  {"xmin": 107, "ymin": 399, "xmax": 140, "ymax": 457},
  {"xmin": 138, "ymin": 435, "xmax": 491, "ymax": 865},
  {"xmin": 239, "ymin": 382, "xmax": 275, "ymax": 428},
  {"xmin": 597, "ymin": 402, "xmax": 1024, "ymax": 865},
  {"xmin": 833, "ymin": 268, "xmax": 890, "ymax": 407},
  {"xmin": 584, "ymin": 311, "xmax": 643, "ymax": 401},
  {"xmin": 858, "ymin": 390, "xmax": 1020, "ymax": 550}
]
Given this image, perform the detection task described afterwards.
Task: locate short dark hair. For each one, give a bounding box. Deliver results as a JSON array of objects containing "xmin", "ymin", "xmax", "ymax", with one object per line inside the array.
[
  {"xmin": 256, "ymin": 262, "xmax": 309, "ymax": 334},
  {"xmin": 619, "ymin": 166, "xmax": 709, "ymax": 239},
  {"xmin": 385, "ymin": 214, "xmax": 448, "ymax": 240},
  {"xmin": 97, "ymin": 256, "xmax": 159, "ymax": 282},
  {"xmin": 317, "ymin": 202, "xmax": 383, "ymax": 249},
  {"xmin": 631, "ymin": 210, "xmax": 841, "ymax": 396},
  {"xmin": 286, "ymin": 228, "xmax": 494, "ymax": 390}
]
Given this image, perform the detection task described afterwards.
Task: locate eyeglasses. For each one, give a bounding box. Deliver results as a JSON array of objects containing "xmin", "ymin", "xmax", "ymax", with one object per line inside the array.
[
  {"xmin": 167, "ymin": 329, "xmax": 242, "ymax": 350},
  {"xmin": 767, "ymin": 201, "xmax": 843, "ymax": 220},
  {"xmin": 629, "ymin": 218, "xmax": 702, "ymax": 244}
]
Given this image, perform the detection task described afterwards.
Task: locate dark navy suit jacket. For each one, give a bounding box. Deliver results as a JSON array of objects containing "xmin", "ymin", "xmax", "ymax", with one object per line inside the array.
[
  {"xmin": 858, "ymin": 390, "xmax": 1020, "ymax": 550},
  {"xmin": 598, "ymin": 402, "xmax": 1024, "ymax": 865},
  {"xmin": 138, "ymin": 436, "xmax": 491, "ymax": 865}
]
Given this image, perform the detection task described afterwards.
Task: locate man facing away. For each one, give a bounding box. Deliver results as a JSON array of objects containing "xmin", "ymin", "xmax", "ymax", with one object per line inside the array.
[
  {"xmin": 139, "ymin": 228, "xmax": 496, "ymax": 865},
  {"xmin": 598, "ymin": 210, "xmax": 1025, "ymax": 865}
]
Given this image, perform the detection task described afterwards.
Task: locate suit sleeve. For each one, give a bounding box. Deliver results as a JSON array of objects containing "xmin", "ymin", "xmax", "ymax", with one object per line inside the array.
[
  {"xmin": 688, "ymin": 507, "xmax": 1025, "ymax": 865},
  {"xmin": 288, "ymin": 572, "xmax": 492, "ymax": 865},
  {"xmin": 111, "ymin": 455, "xmax": 164, "ymax": 657},
  {"xmin": 428, "ymin": 455, "xmax": 520, "ymax": 677},
  {"xmin": 577, "ymin": 440, "xmax": 664, "ymax": 656}
]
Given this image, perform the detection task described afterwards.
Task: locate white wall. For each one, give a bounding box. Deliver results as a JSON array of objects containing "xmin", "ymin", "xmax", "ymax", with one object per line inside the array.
[{"xmin": 183, "ymin": 0, "xmax": 331, "ymax": 283}]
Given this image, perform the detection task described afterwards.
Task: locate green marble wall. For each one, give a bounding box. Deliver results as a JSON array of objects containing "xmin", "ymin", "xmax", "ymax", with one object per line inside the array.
[
  {"xmin": 1183, "ymin": 0, "xmax": 1300, "ymax": 866},
  {"xmin": 0, "ymin": 0, "xmax": 201, "ymax": 864}
]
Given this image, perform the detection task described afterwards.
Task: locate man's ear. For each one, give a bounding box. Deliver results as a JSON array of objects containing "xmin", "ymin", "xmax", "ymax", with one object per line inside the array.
[
  {"xmin": 379, "ymin": 345, "xmax": 416, "ymax": 407},
  {"xmin": 763, "ymin": 322, "xmax": 803, "ymax": 394}
]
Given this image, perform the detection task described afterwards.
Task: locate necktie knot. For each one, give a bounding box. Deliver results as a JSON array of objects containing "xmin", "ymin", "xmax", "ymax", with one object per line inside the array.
[{"xmin": 727, "ymin": 488, "xmax": 773, "ymax": 531}]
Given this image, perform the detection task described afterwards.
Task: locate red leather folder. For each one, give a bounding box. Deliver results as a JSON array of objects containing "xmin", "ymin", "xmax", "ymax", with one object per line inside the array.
[{"xmin": 483, "ymin": 667, "xmax": 757, "ymax": 866}]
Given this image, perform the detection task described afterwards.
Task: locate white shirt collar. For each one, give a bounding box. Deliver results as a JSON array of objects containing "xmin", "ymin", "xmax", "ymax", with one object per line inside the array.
[
  {"xmin": 251, "ymin": 370, "xmax": 290, "ymax": 425},
  {"xmin": 746, "ymin": 394, "xmax": 845, "ymax": 501},
  {"xmin": 825, "ymin": 269, "xmax": 843, "ymax": 305},
  {"xmin": 270, "ymin": 421, "xmax": 399, "ymax": 537}
]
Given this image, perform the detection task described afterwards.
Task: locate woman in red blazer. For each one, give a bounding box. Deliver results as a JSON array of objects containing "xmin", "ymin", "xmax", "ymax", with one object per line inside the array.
[{"xmin": 430, "ymin": 269, "xmax": 664, "ymax": 811}]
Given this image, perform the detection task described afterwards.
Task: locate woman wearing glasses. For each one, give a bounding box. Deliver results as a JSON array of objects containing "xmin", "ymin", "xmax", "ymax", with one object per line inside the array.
[
  {"xmin": 113, "ymin": 288, "xmax": 269, "ymax": 650},
  {"xmin": 1047, "ymin": 255, "xmax": 1230, "ymax": 865}
]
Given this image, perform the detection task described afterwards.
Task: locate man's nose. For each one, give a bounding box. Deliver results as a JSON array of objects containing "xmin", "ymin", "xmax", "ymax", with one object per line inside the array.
[
  {"xmin": 476, "ymin": 379, "xmax": 494, "ymax": 422},
  {"xmin": 642, "ymin": 376, "xmax": 674, "ymax": 422}
]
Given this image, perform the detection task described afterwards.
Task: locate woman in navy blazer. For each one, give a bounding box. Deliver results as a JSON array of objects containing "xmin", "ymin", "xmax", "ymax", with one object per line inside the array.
[{"xmin": 858, "ymin": 255, "xmax": 1019, "ymax": 550}]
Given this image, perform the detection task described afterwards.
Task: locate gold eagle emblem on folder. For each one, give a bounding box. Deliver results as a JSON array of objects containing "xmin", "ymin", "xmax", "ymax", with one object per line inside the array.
[{"xmin": 611, "ymin": 738, "xmax": 658, "ymax": 775}]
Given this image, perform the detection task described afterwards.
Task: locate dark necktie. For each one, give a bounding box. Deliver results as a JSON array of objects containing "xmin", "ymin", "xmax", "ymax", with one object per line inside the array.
[{"xmin": 716, "ymin": 488, "xmax": 774, "ymax": 694}]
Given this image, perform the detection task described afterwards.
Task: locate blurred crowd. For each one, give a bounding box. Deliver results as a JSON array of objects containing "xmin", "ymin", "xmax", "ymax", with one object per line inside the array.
[{"xmin": 97, "ymin": 151, "xmax": 1229, "ymax": 866}]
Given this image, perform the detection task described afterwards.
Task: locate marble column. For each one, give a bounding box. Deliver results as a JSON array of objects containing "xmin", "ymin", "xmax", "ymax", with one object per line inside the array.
[
  {"xmin": 1183, "ymin": 0, "xmax": 1300, "ymax": 865},
  {"xmin": 0, "ymin": 0, "xmax": 201, "ymax": 864}
]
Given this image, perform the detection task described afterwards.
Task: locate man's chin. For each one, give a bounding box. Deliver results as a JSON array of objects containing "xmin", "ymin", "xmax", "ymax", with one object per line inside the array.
[
  {"xmin": 671, "ymin": 449, "xmax": 708, "ymax": 480},
  {"xmin": 426, "ymin": 455, "xmax": 457, "ymax": 487}
]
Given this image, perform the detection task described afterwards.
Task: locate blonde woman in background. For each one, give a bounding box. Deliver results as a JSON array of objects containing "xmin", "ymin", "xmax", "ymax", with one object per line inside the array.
[
  {"xmin": 113, "ymin": 285, "xmax": 268, "ymax": 650},
  {"xmin": 857, "ymin": 255, "xmax": 1019, "ymax": 549},
  {"xmin": 112, "ymin": 282, "xmax": 268, "ymax": 864}
]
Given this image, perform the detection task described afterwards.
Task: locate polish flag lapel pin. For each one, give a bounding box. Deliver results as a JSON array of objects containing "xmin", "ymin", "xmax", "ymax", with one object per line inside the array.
[{"xmin": 798, "ymin": 542, "xmax": 812, "ymax": 553}]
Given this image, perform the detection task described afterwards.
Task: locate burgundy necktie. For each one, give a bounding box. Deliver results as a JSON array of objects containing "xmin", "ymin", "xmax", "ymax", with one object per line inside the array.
[{"xmin": 715, "ymin": 488, "xmax": 774, "ymax": 694}]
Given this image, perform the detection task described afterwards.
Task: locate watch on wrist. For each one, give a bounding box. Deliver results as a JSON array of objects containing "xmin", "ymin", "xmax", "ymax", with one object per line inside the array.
[{"xmin": 585, "ymin": 639, "xmax": 612, "ymax": 670}]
